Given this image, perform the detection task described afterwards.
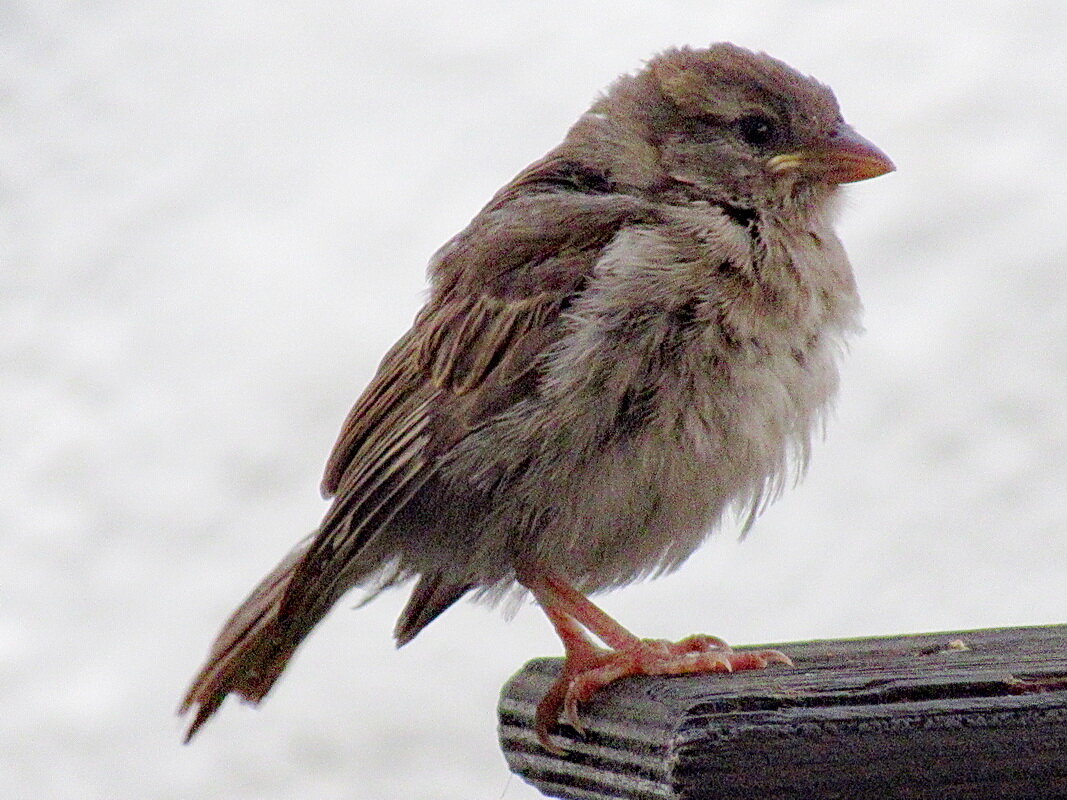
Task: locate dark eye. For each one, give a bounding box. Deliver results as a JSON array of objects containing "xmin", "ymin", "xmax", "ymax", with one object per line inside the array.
[{"xmin": 734, "ymin": 115, "xmax": 777, "ymax": 147}]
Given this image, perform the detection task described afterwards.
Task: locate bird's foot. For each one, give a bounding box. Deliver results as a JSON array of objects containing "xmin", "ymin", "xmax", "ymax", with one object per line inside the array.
[
  {"xmin": 518, "ymin": 567, "xmax": 792, "ymax": 751},
  {"xmin": 535, "ymin": 634, "xmax": 791, "ymax": 751}
]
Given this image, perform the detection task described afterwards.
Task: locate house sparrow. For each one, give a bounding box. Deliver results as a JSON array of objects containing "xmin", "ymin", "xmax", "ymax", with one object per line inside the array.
[{"xmin": 180, "ymin": 43, "xmax": 893, "ymax": 750}]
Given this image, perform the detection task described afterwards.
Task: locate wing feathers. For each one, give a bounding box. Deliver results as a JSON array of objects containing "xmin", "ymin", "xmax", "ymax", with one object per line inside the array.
[{"xmin": 182, "ymin": 168, "xmax": 646, "ymax": 736}]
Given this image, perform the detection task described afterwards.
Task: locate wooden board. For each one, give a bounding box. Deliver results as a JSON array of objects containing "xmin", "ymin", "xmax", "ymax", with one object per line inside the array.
[{"xmin": 499, "ymin": 624, "xmax": 1067, "ymax": 799}]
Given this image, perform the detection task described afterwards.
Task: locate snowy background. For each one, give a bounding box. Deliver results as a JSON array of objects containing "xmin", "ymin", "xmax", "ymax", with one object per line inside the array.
[{"xmin": 3, "ymin": 2, "xmax": 1065, "ymax": 798}]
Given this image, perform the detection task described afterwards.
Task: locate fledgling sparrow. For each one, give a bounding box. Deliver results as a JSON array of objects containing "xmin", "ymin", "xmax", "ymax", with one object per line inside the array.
[{"xmin": 180, "ymin": 43, "xmax": 893, "ymax": 750}]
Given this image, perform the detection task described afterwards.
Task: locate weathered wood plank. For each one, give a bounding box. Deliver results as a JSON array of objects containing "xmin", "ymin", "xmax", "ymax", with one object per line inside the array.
[{"xmin": 499, "ymin": 624, "xmax": 1067, "ymax": 800}]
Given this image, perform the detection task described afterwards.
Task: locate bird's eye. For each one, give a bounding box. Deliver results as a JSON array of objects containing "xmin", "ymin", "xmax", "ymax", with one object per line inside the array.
[{"xmin": 734, "ymin": 115, "xmax": 777, "ymax": 147}]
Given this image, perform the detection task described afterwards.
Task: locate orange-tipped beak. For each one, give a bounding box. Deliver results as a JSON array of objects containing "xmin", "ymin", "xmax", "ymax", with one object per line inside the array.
[
  {"xmin": 768, "ymin": 123, "xmax": 895, "ymax": 184},
  {"xmin": 821, "ymin": 123, "xmax": 895, "ymax": 183}
]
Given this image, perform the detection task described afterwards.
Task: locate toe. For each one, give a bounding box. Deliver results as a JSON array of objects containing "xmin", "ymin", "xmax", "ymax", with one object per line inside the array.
[
  {"xmin": 726, "ymin": 648, "xmax": 794, "ymax": 671},
  {"xmin": 534, "ymin": 636, "xmax": 793, "ymax": 752},
  {"xmin": 534, "ymin": 675, "xmax": 570, "ymax": 752},
  {"xmin": 673, "ymin": 633, "xmax": 731, "ymax": 653}
]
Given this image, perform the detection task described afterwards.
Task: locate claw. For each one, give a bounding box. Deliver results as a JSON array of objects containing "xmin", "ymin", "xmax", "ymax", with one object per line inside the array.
[
  {"xmin": 534, "ymin": 636, "xmax": 793, "ymax": 751},
  {"xmin": 564, "ymin": 696, "xmax": 586, "ymax": 736},
  {"xmin": 520, "ymin": 568, "xmax": 794, "ymax": 753},
  {"xmin": 726, "ymin": 648, "xmax": 794, "ymax": 670}
]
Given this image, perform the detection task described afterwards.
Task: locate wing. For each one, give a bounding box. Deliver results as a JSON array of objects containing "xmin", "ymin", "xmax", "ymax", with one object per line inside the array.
[
  {"xmin": 180, "ymin": 154, "xmax": 651, "ymax": 739},
  {"xmin": 285, "ymin": 155, "xmax": 653, "ymax": 622},
  {"xmin": 293, "ymin": 288, "xmax": 569, "ymax": 611}
]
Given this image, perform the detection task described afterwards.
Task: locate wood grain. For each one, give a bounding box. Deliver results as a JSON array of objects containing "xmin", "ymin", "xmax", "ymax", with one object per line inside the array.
[{"xmin": 499, "ymin": 624, "xmax": 1067, "ymax": 799}]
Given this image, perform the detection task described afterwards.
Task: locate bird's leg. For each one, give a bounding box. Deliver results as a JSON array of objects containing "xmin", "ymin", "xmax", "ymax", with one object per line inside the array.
[
  {"xmin": 519, "ymin": 567, "xmax": 792, "ymax": 751},
  {"xmin": 532, "ymin": 604, "xmax": 611, "ymax": 750}
]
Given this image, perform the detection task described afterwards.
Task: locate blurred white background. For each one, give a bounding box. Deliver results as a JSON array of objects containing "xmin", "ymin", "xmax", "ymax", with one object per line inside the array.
[{"xmin": 2, "ymin": 2, "xmax": 1065, "ymax": 798}]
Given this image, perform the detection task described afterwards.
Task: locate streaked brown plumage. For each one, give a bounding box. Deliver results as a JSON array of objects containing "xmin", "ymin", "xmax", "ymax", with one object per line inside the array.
[{"xmin": 180, "ymin": 43, "xmax": 893, "ymax": 748}]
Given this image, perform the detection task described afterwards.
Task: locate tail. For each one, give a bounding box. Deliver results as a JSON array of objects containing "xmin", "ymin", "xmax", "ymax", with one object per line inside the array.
[{"xmin": 179, "ymin": 534, "xmax": 320, "ymax": 742}]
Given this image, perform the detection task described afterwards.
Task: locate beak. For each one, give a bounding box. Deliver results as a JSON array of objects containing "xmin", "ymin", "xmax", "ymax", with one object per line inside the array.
[{"xmin": 768, "ymin": 123, "xmax": 895, "ymax": 184}]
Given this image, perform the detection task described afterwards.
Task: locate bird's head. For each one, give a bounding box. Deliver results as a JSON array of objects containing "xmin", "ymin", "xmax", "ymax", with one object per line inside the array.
[{"xmin": 567, "ymin": 43, "xmax": 894, "ymax": 213}]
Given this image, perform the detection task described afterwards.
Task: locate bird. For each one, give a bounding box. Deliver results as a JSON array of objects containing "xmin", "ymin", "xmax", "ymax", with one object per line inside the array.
[{"xmin": 180, "ymin": 42, "xmax": 893, "ymax": 750}]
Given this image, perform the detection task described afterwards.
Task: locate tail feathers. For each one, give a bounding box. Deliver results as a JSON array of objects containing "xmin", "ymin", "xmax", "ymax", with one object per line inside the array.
[
  {"xmin": 394, "ymin": 572, "xmax": 471, "ymax": 647},
  {"xmin": 180, "ymin": 535, "xmax": 318, "ymax": 742}
]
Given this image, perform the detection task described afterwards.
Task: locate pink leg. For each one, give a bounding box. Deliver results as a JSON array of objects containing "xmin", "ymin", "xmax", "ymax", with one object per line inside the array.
[{"xmin": 519, "ymin": 566, "xmax": 792, "ymax": 751}]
